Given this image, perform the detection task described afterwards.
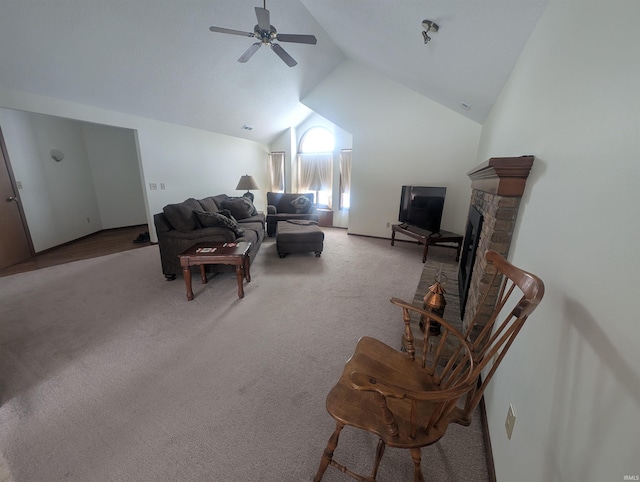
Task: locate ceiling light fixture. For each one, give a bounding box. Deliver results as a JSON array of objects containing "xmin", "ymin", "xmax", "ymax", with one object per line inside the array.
[{"xmin": 422, "ymin": 20, "xmax": 439, "ymax": 44}]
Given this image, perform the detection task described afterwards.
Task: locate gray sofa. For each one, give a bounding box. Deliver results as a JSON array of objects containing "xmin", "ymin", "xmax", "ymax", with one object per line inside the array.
[
  {"xmin": 154, "ymin": 194, "xmax": 265, "ymax": 280},
  {"xmin": 266, "ymin": 192, "xmax": 319, "ymax": 236}
]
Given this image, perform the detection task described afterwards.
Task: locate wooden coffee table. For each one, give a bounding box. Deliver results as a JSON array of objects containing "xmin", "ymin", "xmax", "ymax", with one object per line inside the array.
[
  {"xmin": 391, "ymin": 224, "xmax": 463, "ymax": 263},
  {"xmin": 178, "ymin": 242, "xmax": 251, "ymax": 301}
]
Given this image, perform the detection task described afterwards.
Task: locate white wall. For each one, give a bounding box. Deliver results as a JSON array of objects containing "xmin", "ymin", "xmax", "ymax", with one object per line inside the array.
[
  {"xmin": 302, "ymin": 60, "xmax": 482, "ymax": 238},
  {"xmin": 0, "ymin": 109, "xmax": 148, "ymax": 251},
  {"xmin": 476, "ymin": 2, "xmax": 640, "ymax": 481},
  {"xmin": 0, "ymin": 109, "xmax": 103, "ymax": 251},
  {"xmin": 83, "ymin": 122, "xmax": 146, "ymax": 229},
  {"xmin": 0, "ymin": 87, "xmax": 269, "ymax": 244}
]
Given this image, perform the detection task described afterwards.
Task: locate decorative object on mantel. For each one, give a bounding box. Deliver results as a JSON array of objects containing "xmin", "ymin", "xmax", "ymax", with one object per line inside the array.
[
  {"xmin": 235, "ymin": 174, "xmax": 260, "ymax": 202},
  {"xmin": 420, "ymin": 266, "xmax": 447, "ymax": 336}
]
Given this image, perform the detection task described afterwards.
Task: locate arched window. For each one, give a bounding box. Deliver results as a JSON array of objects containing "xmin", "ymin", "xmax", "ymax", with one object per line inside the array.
[
  {"xmin": 300, "ymin": 127, "xmax": 335, "ymax": 153},
  {"xmin": 297, "ymin": 127, "xmax": 334, "ymax": 207}
]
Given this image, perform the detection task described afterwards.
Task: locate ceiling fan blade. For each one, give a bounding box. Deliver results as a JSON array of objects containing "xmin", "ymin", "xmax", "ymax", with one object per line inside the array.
[
  {"xmin": 255, "ymin": 7, "xmax": 271, "ymax": 31},
  {"xmin": 271, "ymin": 43, "xmax": 297, "ymax": 67},
  {"xmin": 276, "ymin": 33, "xmax": 317, "ymax": 45},
  {"xmin": 238, "ymin": 42, "xmax": 262, "ymax": 63},
  {"xmin": 209, "ymin": 26, "xmax": 254, "ymax": 37}
]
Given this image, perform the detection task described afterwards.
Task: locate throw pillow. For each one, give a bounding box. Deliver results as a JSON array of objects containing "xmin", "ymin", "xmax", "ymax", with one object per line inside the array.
[
  {"xmin": 290, "ymin": 195, "xmax": 311, "ymax": 214},
  {"xmin": 219, "ymin": 209, "xmax": 238, "ymax": 223},
  {"xmin": 222, "ymin": 197, "xmax": 257, "ymax": 220},
  {"xmin": 195, "ymin": 211, "xmax": 244, "ymax": 238},
  {"xmin": 163, "ymin": 198, "xmax": 202, "ymax": 232}
]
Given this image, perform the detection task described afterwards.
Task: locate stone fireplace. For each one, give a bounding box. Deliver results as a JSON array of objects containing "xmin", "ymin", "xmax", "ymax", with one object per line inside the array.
[{"xmin": 460, "ymin": 156, "xmax": 534, "ymax": 334}]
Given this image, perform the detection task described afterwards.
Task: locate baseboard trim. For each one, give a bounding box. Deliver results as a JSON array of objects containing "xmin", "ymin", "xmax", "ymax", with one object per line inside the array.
[{"xmin": 479, "ymin": 388, "xmax": 497, "ymax": 482}]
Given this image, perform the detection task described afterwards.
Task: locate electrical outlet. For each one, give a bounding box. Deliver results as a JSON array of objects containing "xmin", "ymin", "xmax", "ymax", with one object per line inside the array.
[
  {"xmin": 149, "ymin": 183, "xmax": 157, "ymax": 190},
  {"xmin": 86, "ymin": 217, "xmax": 91, "ymax": 223},
  {"xmin": 16, "ymin": 181, "xmax": 23, "ymax": 189},
  {"xmin": 160, "ymin": 183, "xmax": 166, "ymax": 190},
  {"xmin": 505, "ymin": 404, "xmax": 516, "ymax": 439},
  {"xmin": 386, "ymin": 222, "xmax": 390, "ymax": 227}
]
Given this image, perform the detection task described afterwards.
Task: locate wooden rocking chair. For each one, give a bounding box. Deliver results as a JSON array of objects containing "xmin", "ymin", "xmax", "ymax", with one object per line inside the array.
[
  {"xmin": 314, "ymin": 298, "xmax": 475, "ymax": 482},
  {"xmin": 450, "ymin": 250, "xmax": 545, "ymax": 426},
  {"xmin": 314, "ymin": 251, "xmax": 544, "ymax": 481}
]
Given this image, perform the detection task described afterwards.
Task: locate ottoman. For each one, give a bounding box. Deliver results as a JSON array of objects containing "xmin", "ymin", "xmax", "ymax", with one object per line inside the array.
[{"xmin": 276, "ymin": 220, "xmax": 324, "ymax": 258}]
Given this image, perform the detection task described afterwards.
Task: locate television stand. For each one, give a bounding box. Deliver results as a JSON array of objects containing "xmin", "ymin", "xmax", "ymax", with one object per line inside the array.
[{"xmin": 391, "ymin": 224, "xmax": 463, "ymax": 263}]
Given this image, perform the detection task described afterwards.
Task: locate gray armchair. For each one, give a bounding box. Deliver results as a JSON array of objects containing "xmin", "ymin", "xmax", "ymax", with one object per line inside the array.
[{"xmin": 265, "ymin": 192, "xmax": 319, "ymax": 236}]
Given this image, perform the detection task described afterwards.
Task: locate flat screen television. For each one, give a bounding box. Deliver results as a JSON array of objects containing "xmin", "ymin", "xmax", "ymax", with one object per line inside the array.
[{"xmin": 398, "ymin": 186, "xmax": 446, "ymax": 233}]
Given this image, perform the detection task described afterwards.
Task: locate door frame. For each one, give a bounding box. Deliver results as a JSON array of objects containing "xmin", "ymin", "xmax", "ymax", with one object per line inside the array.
[{"xmin": 0, "ymin": 126, "xmax": 35, "ymax": 259}]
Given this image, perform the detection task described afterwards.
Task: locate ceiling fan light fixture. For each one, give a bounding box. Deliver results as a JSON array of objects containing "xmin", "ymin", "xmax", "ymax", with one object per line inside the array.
[{"xmin": 209, "ymin": 1, "xmax": 317, "ymax": 67}]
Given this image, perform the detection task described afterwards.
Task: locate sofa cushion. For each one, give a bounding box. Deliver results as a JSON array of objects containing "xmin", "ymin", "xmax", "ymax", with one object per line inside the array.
[
  {"xmin": 291, "ymin": 195, "xmax": 312, "ymax": 214},
  {"xmin": 195, "ymin": 211, "xmax": 244, "ymax": 238},
  {"xmin": 163, "ymin": 198, "xmax": 202, "ymax": 232},
  {"xmin": 222, "ymin": 197, "xmax": 258, "ymax": 220},
  {"xmin": 198, "ymin": 196, "xmax": 220, "ymax": 213},
  {"xmin": 211, "ymin": 194, "xmax": 229, "ymax": 210}
]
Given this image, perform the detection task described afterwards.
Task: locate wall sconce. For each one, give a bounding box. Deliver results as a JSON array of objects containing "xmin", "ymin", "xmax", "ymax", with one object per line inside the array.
[
  {"xmin": 50, "ymin": 149, "xmax": 64, "ymax": 162},
  {"xmin": 422, "ymin": 20, "xmax": 439, "ymax": 44},
  {"xmin": 236, "ymin": 174, "xmax": 260, "ymax": 202}
]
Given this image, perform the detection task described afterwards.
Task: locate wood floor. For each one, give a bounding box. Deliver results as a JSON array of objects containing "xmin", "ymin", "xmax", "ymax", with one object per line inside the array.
[{"xmin": 0, "ymin": 225, "xmax": 152, "ymax": 278}]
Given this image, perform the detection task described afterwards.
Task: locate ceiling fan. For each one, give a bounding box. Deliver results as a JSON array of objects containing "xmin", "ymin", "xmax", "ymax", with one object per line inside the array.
[{"xmin": 209, "ymin": 1, "xmax": 317, "ymax": 67}]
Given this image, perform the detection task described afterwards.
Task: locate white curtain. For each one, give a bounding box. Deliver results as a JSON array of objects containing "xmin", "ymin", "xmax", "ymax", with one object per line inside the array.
[
  {"xmin": 340, "ymin": 149, "xmax": 352, "ymax": 209},
  {"xmin": 297, "ymin": 152, "xmax": 333, "ymax": 207},
  {"xmin": 268, "ymin": 152, "xmax": 285, "ymax": 192}
]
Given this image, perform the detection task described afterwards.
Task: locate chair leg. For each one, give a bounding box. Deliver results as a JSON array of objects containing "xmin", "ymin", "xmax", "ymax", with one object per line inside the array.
[
  {"xmin": 371, "ymin": 438, "xmax": 386, "ymax": 480},
  {"xmin": 315, "ymin": 422, "xmax": 344, "ymax": 482},
  {"xmin": 410, "ymin": 448, "xmax": 425, "ymax": 482}
]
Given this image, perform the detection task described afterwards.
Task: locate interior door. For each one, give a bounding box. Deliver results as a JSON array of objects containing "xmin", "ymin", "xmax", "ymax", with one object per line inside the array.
[{"xmin": 0, "ymin": 127, "xmax": 33, "ymax": 270}]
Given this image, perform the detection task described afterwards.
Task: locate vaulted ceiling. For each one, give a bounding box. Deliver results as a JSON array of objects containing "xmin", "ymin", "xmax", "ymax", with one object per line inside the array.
[{"xmin": 0, "ymin": 0, "xmax": 548, "ymax": 144}]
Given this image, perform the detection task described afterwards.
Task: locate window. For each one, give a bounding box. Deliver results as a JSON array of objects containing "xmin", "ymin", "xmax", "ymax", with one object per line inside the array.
[
  {"xmin": 339, "ymin": 149, "xmax": 352, "ymax": 210},
  {"xmin": 268, "ymin": 151, "xmax": 285, "ymax": 192},
  {"xmin": 300, "ymin": 127, "xmax": 335, "ymax": 153},
  {"xmin": 297, "ymin": 127, "xmax": 334, "ymax": 207}
]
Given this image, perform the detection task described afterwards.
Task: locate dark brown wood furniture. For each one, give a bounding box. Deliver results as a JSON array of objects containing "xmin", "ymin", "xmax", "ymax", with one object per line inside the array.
[
  {"xmin": 314, "ymin": 251, "xmax": 545, "ymax": 481},
  {"xmin": 449, "ymin": 250, "xmax": 545, "ymax": 426},
  {"xmin": 316, "ymin": 208, "xmax": 334, "ymax": 227},
  {"xmin": 178, "ymin": 242, "xmax": 251, "ymax": 301},
  {"xmin": 314, "ymin": 297, "xmax": 475, "ymax": 482},
  {"xmin": 391, "ymin": 224, "xmax": 463, "ymax": 263}
]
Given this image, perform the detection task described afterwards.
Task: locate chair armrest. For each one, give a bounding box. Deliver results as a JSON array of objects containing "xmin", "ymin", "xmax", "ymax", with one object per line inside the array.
[{"xmin": 267, "ymin": 205, "xmax": 277, "ymax": 214}]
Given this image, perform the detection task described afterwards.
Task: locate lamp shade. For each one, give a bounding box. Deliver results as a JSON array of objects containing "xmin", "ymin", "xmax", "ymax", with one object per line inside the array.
[{"xmin": 236, "ymin": 175, "xmax": 260, "ymax": 191}]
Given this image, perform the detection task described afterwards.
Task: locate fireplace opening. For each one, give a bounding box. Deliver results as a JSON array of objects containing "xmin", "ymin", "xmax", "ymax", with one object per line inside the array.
[{"xmin": 458, "ymin": 205, "xmax": 483, "ymax": 319}]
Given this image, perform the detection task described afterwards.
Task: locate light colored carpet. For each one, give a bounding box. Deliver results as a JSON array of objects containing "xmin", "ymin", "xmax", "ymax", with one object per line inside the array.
[{"xmin": 0, "ymin": 229, "xmax": 488, "ymax": 481}]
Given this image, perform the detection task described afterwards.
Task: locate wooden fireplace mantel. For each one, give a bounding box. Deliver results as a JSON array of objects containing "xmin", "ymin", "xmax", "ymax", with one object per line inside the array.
[{"xmin": 467, "ymin": 155, "xmax": 534, "ymax": 197}]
